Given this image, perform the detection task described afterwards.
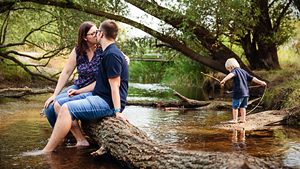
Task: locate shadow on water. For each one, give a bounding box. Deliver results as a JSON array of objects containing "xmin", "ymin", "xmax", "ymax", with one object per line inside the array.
[{"xmin": 1, "ymin": 84, "xmax": 300, "ymax": 168}]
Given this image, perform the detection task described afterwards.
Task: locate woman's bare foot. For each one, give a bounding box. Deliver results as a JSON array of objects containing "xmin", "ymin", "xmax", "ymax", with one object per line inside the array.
[{"xmin": 239, "ymin": 120, "xmax": 246, "ymax": 123}]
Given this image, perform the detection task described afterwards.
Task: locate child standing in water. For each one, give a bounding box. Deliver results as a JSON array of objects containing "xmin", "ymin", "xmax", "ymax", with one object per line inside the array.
[{"xmin": 220, "ymin": 58, "xmax": 267, "ymax": 123}]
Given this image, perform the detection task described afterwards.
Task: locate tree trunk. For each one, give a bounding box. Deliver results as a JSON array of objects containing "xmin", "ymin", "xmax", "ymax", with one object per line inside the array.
[
  {"xmin": 243, "ymin": 0, "xmax": 281, "ymax": 70},
  {"xmin": 256, "ymin": 41, "xmax": 280, "ymax": 70},
  {"xmin": 240, "ymin": 33, "xmax": 258, "ymax": 69},
  {"xmin": 82, "ymin": 118, "xmax": 281, "ymax": 168}
]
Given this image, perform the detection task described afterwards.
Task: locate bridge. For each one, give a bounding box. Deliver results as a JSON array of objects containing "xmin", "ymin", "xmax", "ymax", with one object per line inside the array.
[{"xmin": 129, "ymin": 53, "xmax": 173, "ymax": 63}]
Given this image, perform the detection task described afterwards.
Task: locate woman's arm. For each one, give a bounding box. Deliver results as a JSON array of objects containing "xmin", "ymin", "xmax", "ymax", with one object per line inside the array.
[
  {"xmin": 67, "ymin": 81, "xmax": 96, "ymax": 96},
  {"xmin": 44, "ymin": 48, "xmax": 77, "ymax": 108}
]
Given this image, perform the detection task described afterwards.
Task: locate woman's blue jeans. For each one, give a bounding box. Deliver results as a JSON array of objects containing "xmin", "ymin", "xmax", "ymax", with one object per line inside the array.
[{"xmin": 44, "ymin": 85, "xmax": 79, "ymax": 128}]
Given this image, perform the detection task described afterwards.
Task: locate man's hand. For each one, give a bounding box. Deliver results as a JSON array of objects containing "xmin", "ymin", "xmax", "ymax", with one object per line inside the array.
[
  {"xmin": 68, "ymin": 89, "xmax": 79, "ymax": 97},
  {"xmin": 116, "ymin": 112, "xmax": 129, "ymax": 123}
]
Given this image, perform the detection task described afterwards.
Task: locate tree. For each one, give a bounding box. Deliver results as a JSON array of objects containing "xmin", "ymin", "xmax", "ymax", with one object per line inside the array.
[
  {"xmin": 173, "ymin": 0, "xmax": 294, "ymax": 69},
  {"xmin": 0, "ymin": 2, "xmax": 106, "ymax": 81},
  {"xmin": 0, "ymin": 0, "xmax": 297, "ymax": 75}
]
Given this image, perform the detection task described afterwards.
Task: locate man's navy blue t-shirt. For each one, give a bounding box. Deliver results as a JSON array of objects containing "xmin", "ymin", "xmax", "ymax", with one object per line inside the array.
[
  {"xmin": 231, "ymin": 67, "xmax": 253, "ymax": 99},
  {"xmin": 92, "ymin": 43, "xmax": 128, "ymax": 111}
]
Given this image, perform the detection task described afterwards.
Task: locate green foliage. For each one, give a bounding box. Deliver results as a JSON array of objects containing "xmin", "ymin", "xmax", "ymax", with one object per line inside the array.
[
  {"xmin": 0, "ymin": 60, "xmax": 31, "ymax": 82},
  {"xmin": 262, "ymin": 68, "xmax": 300, "ymax": 109},
  {"xmin": 129, "ymin": 61, "xmax": 168, "ymax": 83},
  {"xmin": 162, "ymin": 56, "xmax": 205, "ymax": 87},
  {"xmin": 120, "ymin": 36, "xmax": 206, "ymax": 85},
  {"xmin": 284, "ymin": 87, "xmax": 300, "ymax": 108}
]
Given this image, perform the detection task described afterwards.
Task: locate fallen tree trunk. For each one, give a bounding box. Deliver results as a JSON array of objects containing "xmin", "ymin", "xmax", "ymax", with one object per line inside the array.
[
  {"xmin": 126, "ymin": 100, "xmax": 210, "ymax": 108},
  {"xmin": 0, "ymin": 87, "xmax": 54, "ymax": 98},
  {"xmin": 126, "ymin": 92, "xmax": 260, "ymax": 110},
  {"xmin": 82, "ymin": 118, "xmax": 281, "ymax": 168}
]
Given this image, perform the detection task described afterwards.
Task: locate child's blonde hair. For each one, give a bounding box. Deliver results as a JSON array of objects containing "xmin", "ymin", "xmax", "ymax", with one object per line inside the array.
[{"xmin": 225, "ymin": 58, "xmax": 240, "ymax": 70}]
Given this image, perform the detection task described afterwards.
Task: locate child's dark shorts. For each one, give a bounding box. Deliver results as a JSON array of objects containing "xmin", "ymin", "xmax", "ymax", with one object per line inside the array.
[{"xmin": 232, "ymin": 97, "xmax": 248, "ymax": 109}]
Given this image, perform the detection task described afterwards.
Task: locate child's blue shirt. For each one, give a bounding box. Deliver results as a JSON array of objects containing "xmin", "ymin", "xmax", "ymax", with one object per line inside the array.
[{"xmin": 231, "ymin": 68, "xmax": 253, "ymax": 99}]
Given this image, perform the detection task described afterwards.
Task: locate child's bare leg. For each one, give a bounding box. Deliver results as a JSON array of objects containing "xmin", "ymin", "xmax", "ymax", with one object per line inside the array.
[
  {"xmin": 240, "ymin": 108, "xmax": 246, "ymax": 122},
  {"xmin": 239, "ymin": 129, "xmax": 246, "ymax": 142},
  {"xmin": 231, "ymin": 129, "xmax": 238, "ymax": 143},
  {"xmin": 232, "ymin": 108, "xmax": 238, "ymax": 122}
]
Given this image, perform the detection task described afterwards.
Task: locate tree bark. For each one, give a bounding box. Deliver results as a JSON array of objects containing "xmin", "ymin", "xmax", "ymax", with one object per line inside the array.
[{"xmin": 82, "ymin": 118, "xmax": 281, "ymax": 168}]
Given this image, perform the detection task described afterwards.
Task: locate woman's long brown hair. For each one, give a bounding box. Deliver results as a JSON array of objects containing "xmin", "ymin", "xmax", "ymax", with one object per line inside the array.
[{"xmin": 75, "ymin": 21, "xmax": 95, "ymax": 57}]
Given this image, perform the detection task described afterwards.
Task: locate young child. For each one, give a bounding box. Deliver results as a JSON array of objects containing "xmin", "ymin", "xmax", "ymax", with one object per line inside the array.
[{"xmin": 220, "ymin": 58, "xmax": 267, "ymax": 123}]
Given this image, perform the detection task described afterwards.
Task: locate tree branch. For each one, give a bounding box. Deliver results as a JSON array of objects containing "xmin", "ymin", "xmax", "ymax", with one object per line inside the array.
[
  {"xmin": 125, "ymin": 0, "xmax": 252, "ymax": 73},
  {"xmin": 0, "ymin": 10, "xmax": 11, "ymax": 44},
  {"xmin": 3, "ymin": 0, "xmax": 226, "ymax": 73},
  {"xmin": 0, "ymin": 18, "xmax": 57, "ymax": 48},
  {"xmin": 273, "ymin": 0, "xmax": 293, "ymax": 32},
  {"xmin": 0, "ymin": 52, "xmax": 57, "ymax": 82}
]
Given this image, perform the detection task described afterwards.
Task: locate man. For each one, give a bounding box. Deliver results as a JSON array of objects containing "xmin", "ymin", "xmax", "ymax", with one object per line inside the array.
[{"xmin": 42, "ymin": 20, "xmax": 129, "ymax": 153}]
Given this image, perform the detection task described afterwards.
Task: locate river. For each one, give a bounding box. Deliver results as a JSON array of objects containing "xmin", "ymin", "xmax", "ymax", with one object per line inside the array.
[{"xmin": 0, "ymin": 83, "xmax": 300, "ymax": 168}]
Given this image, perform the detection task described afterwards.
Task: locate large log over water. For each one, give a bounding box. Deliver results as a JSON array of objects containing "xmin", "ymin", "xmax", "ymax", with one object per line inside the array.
[{"xmin": 82, "ymin": 118, "xmax": 281, "ymax": 168}]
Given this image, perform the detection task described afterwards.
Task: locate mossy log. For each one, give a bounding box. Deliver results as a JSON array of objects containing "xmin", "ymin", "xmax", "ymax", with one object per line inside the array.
[{"xmin": 82, "ymin": 118, "xmax": 281, "ymax": 169}]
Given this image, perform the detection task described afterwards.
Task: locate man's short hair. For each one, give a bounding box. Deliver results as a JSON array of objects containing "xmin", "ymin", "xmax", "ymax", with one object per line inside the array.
[{"xmin": 100, "ymin": 20, "xmax": 118, "ymax": 40}]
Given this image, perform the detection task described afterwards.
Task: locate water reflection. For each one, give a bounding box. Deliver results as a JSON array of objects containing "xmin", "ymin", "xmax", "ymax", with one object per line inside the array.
[
  {"xmin": 231, "ymin": 129, "xmax": 246, "ymax": 151},
  {"xmin": 1, "ymin": 91, "xmax": 300, "ymax": 168},
  {"xmin": 41, "ymin": 148, "xmax": 121, "ymax": 169},
  {"xmin": 124, "ymin": 106, "xmax": 300, "ymax": 168}
]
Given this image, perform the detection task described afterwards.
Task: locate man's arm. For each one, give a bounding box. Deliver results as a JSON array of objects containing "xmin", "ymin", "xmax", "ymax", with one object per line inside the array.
[
  {"xmin": 108, "ymin": 76, "xmax": 128, "ymax": 122},
  {"xmin": 108, "ymin": 76, "xmax": 121, "ymax": 111}
]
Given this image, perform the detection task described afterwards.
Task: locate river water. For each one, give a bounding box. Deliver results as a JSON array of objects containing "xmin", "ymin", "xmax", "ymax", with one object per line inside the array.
[{"xmin": 1, "ymin": 83, "xmax": 300, "ymax": 168}]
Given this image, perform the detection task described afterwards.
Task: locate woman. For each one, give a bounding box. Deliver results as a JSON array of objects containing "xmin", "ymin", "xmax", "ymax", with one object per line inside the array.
[{"xmin": 43, "ymin": 21, "xmax": 102, "ymax": 146}]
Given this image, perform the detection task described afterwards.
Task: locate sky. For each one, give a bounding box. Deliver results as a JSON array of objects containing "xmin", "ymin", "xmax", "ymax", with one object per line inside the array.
[{"xmin": 120, "ymin": 3, "xmax": 163, "ymax": 38}]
